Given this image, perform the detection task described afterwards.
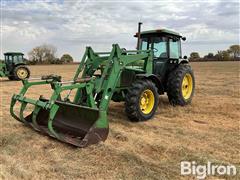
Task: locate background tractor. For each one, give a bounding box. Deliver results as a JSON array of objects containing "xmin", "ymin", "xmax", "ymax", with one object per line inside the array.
[
  {"xmin": 0, "ymin": 52, "xmax": 30, "ymax": 80},
  {"xmin": 11, "ymin": 23, "xmax": 195, "ymax": 147}
]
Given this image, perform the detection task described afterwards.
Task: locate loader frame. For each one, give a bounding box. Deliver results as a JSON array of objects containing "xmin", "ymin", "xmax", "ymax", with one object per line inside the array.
[{"xmin": 10, "ymin": 44, "xmax": 153, "ymax": 147}]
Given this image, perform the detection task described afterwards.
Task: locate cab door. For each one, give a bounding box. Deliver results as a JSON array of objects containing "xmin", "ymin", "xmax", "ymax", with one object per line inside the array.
[
  {"xmin": 152, "ymin": 37, "xmax": 168, "ymax": 78},
  {"xmin": 4, "ymin": 55, "xmax": 13, "ymax": 72}
]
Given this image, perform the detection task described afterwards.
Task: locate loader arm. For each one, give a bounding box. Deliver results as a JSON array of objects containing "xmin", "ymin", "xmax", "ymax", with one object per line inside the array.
[{"xmin": 10, "ymin": 44, "xmax": 153, "ymax": 147}]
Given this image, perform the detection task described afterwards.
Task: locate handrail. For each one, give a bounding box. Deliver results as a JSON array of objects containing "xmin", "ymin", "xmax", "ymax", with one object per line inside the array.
[
  {"xmin": 125, "ymin": 50, "xmax": 151, "ymax": 53},
  {"xmin": 95, "ymin": 52, "xmax": 111, "ymax": 55}
]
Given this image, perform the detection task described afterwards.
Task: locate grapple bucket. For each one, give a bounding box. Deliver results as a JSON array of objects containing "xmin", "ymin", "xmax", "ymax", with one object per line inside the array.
[
  {"xmin": 11, "ymin": 96, "xmax": 109, "ymax": 147},
  {"xmin": 26, "ymin": 101, "xmax": 108, "ymax": 147}
]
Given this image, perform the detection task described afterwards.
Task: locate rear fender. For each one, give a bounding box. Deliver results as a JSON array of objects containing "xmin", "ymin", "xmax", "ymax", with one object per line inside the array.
[
  {"xmin": 178, "ymin": 59, "xmax": 189, "ymax": 64},
  {"xmin": 15, "ymin": 63, "xmax": 27, "ymax": 67}
]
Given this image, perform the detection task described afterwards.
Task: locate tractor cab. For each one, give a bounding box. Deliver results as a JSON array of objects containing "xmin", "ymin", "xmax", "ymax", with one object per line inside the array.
[
  {"xmin": 135, "ymin": 28, "xmax": 186, "ymax": 78},
  {"xmin": 4, "ymin": 52, "xmax": 25, "ymax": 71},
  {"xmin": 136, "ymin": 29, "xmax": 184, "ymax": 58}
]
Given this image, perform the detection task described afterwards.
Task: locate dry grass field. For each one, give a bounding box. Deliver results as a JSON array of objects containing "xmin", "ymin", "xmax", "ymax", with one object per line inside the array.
[{"xmin": 0, "ymin": 61, "xmax": 239, "ymax": 179}]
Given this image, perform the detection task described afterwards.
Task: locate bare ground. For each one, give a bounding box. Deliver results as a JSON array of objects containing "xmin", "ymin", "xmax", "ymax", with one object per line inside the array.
[{"xmin": 0, "ymin": 61, "xmax": 239, "ymax": 179}]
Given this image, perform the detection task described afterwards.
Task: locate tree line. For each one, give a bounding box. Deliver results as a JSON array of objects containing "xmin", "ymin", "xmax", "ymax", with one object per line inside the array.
[
  {"xmin": 27, "ymin": 44, "xmax": 74, "ymax": 65},
  {"xmin": 189, "ymin": 45, "xmax": 240, "ymax": 62}
]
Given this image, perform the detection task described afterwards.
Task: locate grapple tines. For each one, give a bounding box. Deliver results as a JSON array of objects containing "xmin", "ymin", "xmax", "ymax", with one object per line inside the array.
[{"xmin": 11, "ymin": 97, "xmax": 109, "ymax": 147}]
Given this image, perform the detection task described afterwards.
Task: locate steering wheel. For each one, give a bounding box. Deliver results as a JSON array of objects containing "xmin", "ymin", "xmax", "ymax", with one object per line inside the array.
[{"xmin": 153, "ymin": 48, "xmax": 158, "ymax": 52}]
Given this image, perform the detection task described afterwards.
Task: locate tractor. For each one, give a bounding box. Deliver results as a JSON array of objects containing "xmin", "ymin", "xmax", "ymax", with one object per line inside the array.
[
  {"xmin": 10, "ymin": 23, "xmax": 195, "ymax": 147},
  {"xmin": 0, "ymin": 52, "xmax": 30, "ymax": 80}
]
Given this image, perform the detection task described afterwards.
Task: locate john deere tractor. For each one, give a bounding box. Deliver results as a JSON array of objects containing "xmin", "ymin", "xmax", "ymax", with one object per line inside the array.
[
  {"xmin": 0, "ymin": 52, "xmax": 30, "ymax": 80},
  {"xmin": 10, "ymin": 23, "xmax": 195, "ymax": 147}
]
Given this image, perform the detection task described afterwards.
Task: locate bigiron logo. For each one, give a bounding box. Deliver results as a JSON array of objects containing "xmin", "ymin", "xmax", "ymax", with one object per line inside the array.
[{"xmin": 180, "ymin": 161, "xmax": 237, "ymax": 179}]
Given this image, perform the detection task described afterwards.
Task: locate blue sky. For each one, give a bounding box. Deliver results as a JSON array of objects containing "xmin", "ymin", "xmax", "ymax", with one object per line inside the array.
[{"xmin": 1, "ymin": 0, "xmax": 239, "ymax": 60}]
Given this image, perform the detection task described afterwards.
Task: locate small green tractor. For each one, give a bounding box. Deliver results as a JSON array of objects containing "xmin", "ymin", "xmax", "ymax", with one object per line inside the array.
[
  {"xmin": 10, "ymin": 23, "xmax": 195, "ymax": 147},
  {"xmin": 0, "ymin": 52, "xmax": 30, "ymax": 80}
]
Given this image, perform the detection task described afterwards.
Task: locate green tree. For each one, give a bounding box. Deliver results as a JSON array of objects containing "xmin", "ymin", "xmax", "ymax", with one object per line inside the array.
[
  {"xmin": 228, "ymin": 45, "xmax": 240, "ymax": 60},
  {"xmin": 203, "ymin": 53, "xmax": 214, "ymax": 60},
  {"xmin": 207, "ymin": 53, "xmax": 214, "ymax": 58},
  {"xmin": 60, "ymin": 54, "xmax": 74, "ymax": 64},
  {"xmin": 189, "ymin": 52, "xmax": 200, "ymax": 61},
  {"xmin": 216, "ymin": 50, "xmax": 230, "ymax": 61},
  {"xmin": 222, "ymin": 51, "xmax": 230, "ymax": 61},
  {"xmin": 51, "ymin": 58, "xmax": 62, "ymax": 64}
]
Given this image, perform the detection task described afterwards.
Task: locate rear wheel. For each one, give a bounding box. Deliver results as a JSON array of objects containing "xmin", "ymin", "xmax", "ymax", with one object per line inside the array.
[
  {"xmin": 125, "ymin": 79, "xmax": 159, "ymax": 121},
  {"xmin": 167, "ymin": 64, "xmax": 195, "ymax": 105},
  {"xmin": 14, "ymin": 65, "xmax": 30, "ymax": 80}
]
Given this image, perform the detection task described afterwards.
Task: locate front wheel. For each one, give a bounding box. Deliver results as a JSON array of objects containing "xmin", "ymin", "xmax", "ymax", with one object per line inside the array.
[
  {"xmin": 167, "ymin": 64, "xmax": 195, "ymax": 106},
  {"xmin": 13, "ymin": 65, "xmax": 30, "ymax": 80},
  {"xmin": 125, "ymin": 79, "xmax": 159, "ymax": 121}
]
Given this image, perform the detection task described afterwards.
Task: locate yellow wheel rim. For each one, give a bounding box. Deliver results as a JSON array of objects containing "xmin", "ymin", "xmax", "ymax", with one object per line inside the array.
[
  {"xmin": 182, "ymin": 73, "xmax": 193, "ymax": 100},
  {"xmin": 17, "ymin": 68, "xmax": 28, "ymax": 79},
  {"xmin": 139, "ymin": 89, "xmax": 155, "ymax": 114}
]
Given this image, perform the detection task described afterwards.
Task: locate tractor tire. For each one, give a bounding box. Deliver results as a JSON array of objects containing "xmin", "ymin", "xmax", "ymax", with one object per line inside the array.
[
  {"xmin": 125, "ymin": 79, "xmax": 159, "ymax": 121},
  {"xmin": 13, "ymin": 65, "xmax": 30, "ymax": 80},
  {"xmin": 167, "ymin": 64, "xmax": 195, "ymax": 106}
]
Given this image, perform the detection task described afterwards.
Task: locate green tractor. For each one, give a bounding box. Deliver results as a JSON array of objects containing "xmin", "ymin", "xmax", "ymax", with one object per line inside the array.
[
  {"xmin": 10, "ymin": 23, "xmax": 195, "ymax": 147},
  {"xmin": 0, "ymin": 52, "xmax": 30, "ymax": 80}
]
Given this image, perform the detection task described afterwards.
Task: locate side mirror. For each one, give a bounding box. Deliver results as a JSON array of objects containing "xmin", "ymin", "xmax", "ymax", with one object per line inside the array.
[
  {"xmin": 182, "ymin": 37, "xmax": 186, "ymax": 41},
  {"xmin": 183, "ymin": 55, "xmax": 187, "ymax": 59}
]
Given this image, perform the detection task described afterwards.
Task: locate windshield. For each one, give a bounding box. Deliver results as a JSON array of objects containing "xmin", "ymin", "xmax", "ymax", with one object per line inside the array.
[
  {"xmin": 140, "ymin": 37, "xmax": 168, "ymax": 58},
  {"xmin": 152, "ymin": 37, "xmax": 167, "ymax": 58},
  {"xmin": 12, "ymin": 55, "xmax": 23, "ymax": 62},
  {"xmin": 139, "ymin": 36, "xmax": 182, "ymax": 59}
]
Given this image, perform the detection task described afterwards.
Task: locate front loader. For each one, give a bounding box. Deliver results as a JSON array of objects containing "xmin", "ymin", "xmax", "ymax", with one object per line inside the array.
[{"xmin": 10, "ymin": 23, "xmax": 195, "ymax": 147}]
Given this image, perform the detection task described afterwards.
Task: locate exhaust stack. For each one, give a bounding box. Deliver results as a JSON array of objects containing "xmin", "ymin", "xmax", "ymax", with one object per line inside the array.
[{"xmin": 137, "ymin": 22, "xmax": 142, "ymax": 50}]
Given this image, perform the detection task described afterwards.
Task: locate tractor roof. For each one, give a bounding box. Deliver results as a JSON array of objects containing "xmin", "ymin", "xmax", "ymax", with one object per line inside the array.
[
  {"xmin": 134, "ymin": 29, "xmax": 182, "ymax": 38},
  {"xmin": 4, "ymin": 52, "xmax": 24, "ymax": 55}
]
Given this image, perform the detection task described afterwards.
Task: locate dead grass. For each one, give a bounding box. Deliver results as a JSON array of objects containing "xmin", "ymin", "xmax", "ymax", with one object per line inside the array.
[{"xmin": 0, "ymin": 62, "xmax": 239, "ymax": 179}]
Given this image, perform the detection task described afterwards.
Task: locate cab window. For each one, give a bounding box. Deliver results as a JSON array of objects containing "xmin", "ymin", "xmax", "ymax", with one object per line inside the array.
[
  {"xmin": 169, "ymin": 38, "xmax": 181, "ymax": 59},
  {"xmin": 152, "ymin": 37, "xmax": 167, "ymax": 58},
  {"xmin": 140, "ymin": 38, "xmax": 148, "ymax": 50},
  {"xmin": 13, "ymin": 55, "xmax": 18, "ymax": 62},
  {"xmin": 6, "ymin": 55, "xmax": 12, "ymax": 62},
  {"xmin": 18, "ymin": 55, "xmax": 23, "ymax": 61}
]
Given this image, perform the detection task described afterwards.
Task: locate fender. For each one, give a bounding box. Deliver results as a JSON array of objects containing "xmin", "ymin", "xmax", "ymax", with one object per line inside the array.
[
  {"xmin": 136, "ymin": 74, "xmax": 165, "ymax": 94},
  {"xmin": 15, "ymin": 63, "xmax": 27, "ymax": 66},
  {"xmin": 178, "ymin": 59, "xmax": 189, "ymax": 64}
]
